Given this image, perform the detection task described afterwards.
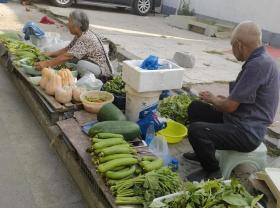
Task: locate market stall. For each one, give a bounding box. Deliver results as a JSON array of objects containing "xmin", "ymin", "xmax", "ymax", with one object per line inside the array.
[
  {"xmin": 0, "ymin": 38, "xmax": 83, "ymax": 123},
  {"xmin": 0, "ymin": 32, "xmax": 265, "ymax": 208}
]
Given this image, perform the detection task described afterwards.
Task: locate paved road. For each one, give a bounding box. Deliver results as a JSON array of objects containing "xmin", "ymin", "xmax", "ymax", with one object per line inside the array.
[
  {"xmin": 0, "ymin": 64, "xmax": 86, "ymax": 208},
  {"xmin": 0, "ymin": 2, "xmax": 86, "ymax": 208}
]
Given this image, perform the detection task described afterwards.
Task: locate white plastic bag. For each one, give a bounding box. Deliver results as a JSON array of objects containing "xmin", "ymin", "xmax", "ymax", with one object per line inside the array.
[
  {"xmin": 76, "ymin": 73, "xmax": 103, "ymax": 91},
  {"xmin": 148, "ymin": 135, "xmax": 171, "ymax": 165},
  {"xmin": 36, "ymin": 32, "xmax": 70, "ymax": 51}
]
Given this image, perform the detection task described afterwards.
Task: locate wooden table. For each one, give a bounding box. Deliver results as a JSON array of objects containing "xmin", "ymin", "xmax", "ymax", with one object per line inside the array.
[
  {"xmin": 0, "ymin": 44, "xmax": 83, "ymax": 124},
  {"xmin": 57, "ymin": 111, "xmax": 146, "ymax": 208}
]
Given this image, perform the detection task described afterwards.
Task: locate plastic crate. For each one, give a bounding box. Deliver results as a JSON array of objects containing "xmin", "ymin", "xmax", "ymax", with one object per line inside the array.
[{"xmin": 113, "ymin": 94, "xmax": 126, "ymax": 111}]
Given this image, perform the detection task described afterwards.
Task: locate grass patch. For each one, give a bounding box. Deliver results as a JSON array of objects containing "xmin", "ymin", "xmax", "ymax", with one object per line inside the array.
[
  {"xmin": 204, "ymin": 50, "xmax": 224, "ymax": 55},
  {"xmin": 226, "ymin": 57, "xmax": 238, "ymax": 63},
  {"xmin": 265, "ymin": 141, "xmax": 280, "ymax": 157}
]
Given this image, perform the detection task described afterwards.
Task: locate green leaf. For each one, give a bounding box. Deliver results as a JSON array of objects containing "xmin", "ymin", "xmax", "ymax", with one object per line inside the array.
[
  {"xmin": 222, "ymin": 193, "xmax": 249, "ymax": 206},
  {"xmin": 250, "ymin": 194, "xmax": 263, "ymax": 208}
]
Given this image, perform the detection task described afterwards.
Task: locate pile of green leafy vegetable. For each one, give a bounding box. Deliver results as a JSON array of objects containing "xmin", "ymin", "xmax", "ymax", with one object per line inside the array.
[
  {"xmin": 0, "ymin": 36, "xmax": 49, "ymax": 66},
  {"xmin": 158, "ymin": 95, "xmax": 195, "ymax": 124},
  {"xmin": 103, "ymin": 76, "xmax": 126, "ymax": 96},
  {"xmin": 149, "ymin": 179, "xmax": 263, "ymax": 208},
  {"xmin": 111, "ymin": 167, "xmax": 182, "ymax": 207}
]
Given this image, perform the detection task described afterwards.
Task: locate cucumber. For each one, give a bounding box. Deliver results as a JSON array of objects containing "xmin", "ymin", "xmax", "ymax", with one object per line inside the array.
[
  {"xmin": 142, "ymin": 155, "xmax": 157, "ymax": 161},
  {"xmin": 86, "ymin": 146, "xmax": 94, "ymax": 153},
  {"xmin": 111, "ymin": 166, "xmax": 128, "ymax": 171},
  {"xmin": 89, "ymin": 121, "xmax": 140, "ymax": 141},
  {"xmin": 107, "ymin": 175, "xmax": 133, "ymax": 186},
  {"xmin": 97, "ymin": 133, "xmax": 124, "ymax": 139},
  {"xmin": 106, "ymin": 165, "xmax": 136, "ymax": 179},
  {"xmin": 140, "ymin": 161, "xmax": 151, "ymax": 167},
  {"xmin": 98, "ymin": 158, "xmax": 138, "ymax": 173},
  {"xmin": 95, "ymin": 143, "xmax": 130, "ymax": 153},
  {"xmin": 97, "ymin": 103, "xmax": 126, "ymax": 122},
  {"xmin": 93, "ymin": 138, "xmax": 126, "ymax": 149},
  {"xmin": 99, "ymin": 154, "xmax": 135, "ymax": 163},
  {"xmin": 97, "ymin": 144, "xmax": 134, "ymax": 156},
  {"xmin": 142, "ymin": 158, "xmax": 164, "ymax": 172},
  {"xmin": 91, "ymin": 138, "xmax": 103, "ymax": 143}
]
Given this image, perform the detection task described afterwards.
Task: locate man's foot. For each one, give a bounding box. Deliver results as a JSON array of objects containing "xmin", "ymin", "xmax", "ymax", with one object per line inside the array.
[
  {"xmin": 182, "ymin": 151, "xmax": 200, "ymax": 162},
  {"xmin": 206, "ymin": 169, "xmax": 223, "ymax": 180},
  {"xmin": 186, "ymin": 169, "xmax": 223, "ymax": 182},
  {"xmin": 186, "ymin": 169, "xmax": 208, "ymax": 182}
]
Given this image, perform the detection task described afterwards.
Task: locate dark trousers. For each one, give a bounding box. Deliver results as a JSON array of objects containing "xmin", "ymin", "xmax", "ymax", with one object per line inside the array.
[{"xmin": 188, "ymin": 101, "xmax": 260, "ymax": 172}]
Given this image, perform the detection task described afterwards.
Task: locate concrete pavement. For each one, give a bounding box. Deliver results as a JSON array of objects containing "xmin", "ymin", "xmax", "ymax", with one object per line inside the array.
[
  {"xmin": 0, "ymin": 2, "xmax": 86, "ymax": 208},
  {"xmin": 0, "ymin": 2, "xmax": 279, "ymax": 206},
  {"xmin": 0, "ymin": 64, "xmax": 86, "ymax": 208},
  {"xmin": 34, "ymin": 2, "xmax": 242, "ymax": 84}
]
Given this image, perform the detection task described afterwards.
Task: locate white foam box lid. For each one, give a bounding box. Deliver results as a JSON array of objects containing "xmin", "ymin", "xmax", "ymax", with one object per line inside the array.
[{"xmin": 122, "ymin": 59, "xmax": 185, "ymax": 92}]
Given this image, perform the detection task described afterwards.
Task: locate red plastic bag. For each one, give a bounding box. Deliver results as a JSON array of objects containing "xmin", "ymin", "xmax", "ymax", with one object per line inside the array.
[{"xmin": 39, "ymin": 16, "xmax": 55, "ymax": 24}]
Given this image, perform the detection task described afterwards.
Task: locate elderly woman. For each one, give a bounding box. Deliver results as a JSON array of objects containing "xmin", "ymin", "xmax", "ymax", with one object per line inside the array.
[{"xmin": 35, "ymin": 10, "xmax": 113, "ymax": 80}]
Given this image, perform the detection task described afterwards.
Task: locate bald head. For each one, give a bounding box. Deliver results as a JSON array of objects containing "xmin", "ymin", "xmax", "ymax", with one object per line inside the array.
[{"xmin": 231, "ymin": 21, "xmax": 262, "ymax": 48}]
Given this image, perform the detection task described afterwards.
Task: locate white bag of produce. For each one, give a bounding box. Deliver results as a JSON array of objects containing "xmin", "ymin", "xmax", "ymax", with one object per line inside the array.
[
  {"xmin": 35, "ymin": 32, "xmax": 70, "ymax": 51},
  {"xmin": 76, "ymin": 73, "xmax": 103, "ymax": 91}
]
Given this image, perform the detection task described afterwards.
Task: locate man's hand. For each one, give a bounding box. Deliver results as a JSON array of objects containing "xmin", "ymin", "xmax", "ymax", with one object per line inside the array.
[
  {"xmin": 199, "ymin": 91, "xmax": 215, "ymax": 104},
  {"xmin": 34, "ymin": 61, "xmax": 48, "ymax": 70},
  {"xmin": 199, "ymin": 91, "xmax": 239, "ymax": 113},
  {"xmin": 217, "ymin": 95, "xmax": 226, "ymax": 99}
]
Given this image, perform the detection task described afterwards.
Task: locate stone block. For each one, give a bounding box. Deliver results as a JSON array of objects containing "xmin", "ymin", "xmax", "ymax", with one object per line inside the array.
[
  {"xmin": 173, "ymin": 52, "xmax": 196, "ymax": 68},
  {"xmin": 165, "ymin": 15, "xmax": 196, "ymax": 30}
]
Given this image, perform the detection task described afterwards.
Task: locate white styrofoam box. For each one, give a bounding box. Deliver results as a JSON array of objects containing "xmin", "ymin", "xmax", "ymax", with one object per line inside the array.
[
  {"xmin": 125, "ymin": 85, "xmax": 161, "ymax": 122},
  {"xmin": 122, "ymin": 59, "xmax": 185, "ymax": 92}
]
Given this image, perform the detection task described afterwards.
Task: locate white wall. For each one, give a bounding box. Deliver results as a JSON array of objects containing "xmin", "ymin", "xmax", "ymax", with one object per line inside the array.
[
  {"xmin": 162, "ymin": 0, "xmax": 181, "ymax": 14},
  {"xmin": 189, "ymin": 0, "xmax": 280, "ymax": 34}
]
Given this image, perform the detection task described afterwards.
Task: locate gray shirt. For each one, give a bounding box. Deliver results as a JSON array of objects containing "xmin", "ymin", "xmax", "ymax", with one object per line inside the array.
[{"xmin": 223, "ymin": 46, "xmax": 280, "ymax": 142}]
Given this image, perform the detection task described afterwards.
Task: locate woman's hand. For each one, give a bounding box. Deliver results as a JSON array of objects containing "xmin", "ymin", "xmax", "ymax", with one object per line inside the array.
[{"xmin": 34, "ymin": 61, "xmax": 48, "ymax": 70}]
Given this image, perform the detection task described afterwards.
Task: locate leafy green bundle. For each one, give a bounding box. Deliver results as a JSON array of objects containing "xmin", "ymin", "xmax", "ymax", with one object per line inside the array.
[
  {"xmin": 0, "ymin": 36, "xmax": 48, "ymax": 65},
  {"xmin": 111, "ymin": 167, "xmax": 182, "ymax": 207},
  {"xmin": 102, "ymin": 76, "xmax": 126, "ymax": 96},
  {"xmin": 158, "ymin": 95, "xmax": 194, "ymax": 124},
  {"xmin": 150, "ymin": 179, "xmax": 263, "ymax": 208}
]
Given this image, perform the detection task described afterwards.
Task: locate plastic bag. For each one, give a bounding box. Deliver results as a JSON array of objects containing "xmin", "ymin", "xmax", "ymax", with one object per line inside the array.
[
  {"xmin": 38, "ymin": 32, "xmax": 70, "ymax": 51},
  {"xmin": 76, "ymin": 73, "xmax": 103, "ymax": 90},
  {"xmin": 137, "ymin": 112, "xmax": 166, "ymax": 139},
  {"xmin": 39, "ymin": 16, "xmax": 55, "ymax": 24},
  {"xmin": 22, "ymin": 21, "xmax": 45, "ymax": 40},
  {"xmin": 148, "ymin": 135, "xmax": 171, "ymax": 165},
  {"xmin": 140, "ymin": 55, "xmax": 161, "ymax": 70}
]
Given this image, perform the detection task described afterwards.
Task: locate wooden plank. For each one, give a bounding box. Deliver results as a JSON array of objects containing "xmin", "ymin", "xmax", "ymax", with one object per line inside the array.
[
  {"xmin": 57, "ymin": 118, "xmax": 117, "ymax": 208},
  {"xmin": 64, "ymin": 102, "xmax": 75, "ymax": 109},
  {"xmin": 74, "ymin": 110, "xmax": 97, "ymax": 126},
  {"xmin": 6, "ymin": 52, "xmax": 82, "ymax": 113},
  {"xmin": 12, "ymin": 63, "xmax": 72, "ymax": 111},
  {"xmin": 11, "ymin": 65, "xmax": 64, "ymax": 111},
  {"xmin": 15, "ymin": 65, "xmax": 80, "ymax": 112},
  {"xmin": 265, "ymin": 168, "xmax": 280, "ymax": 201},
  {"xmin": 35, "ymin": 85, "xmax": 64, "ymax": 110},
  {"xmin": 257, "ymin": 170, "xmax": 280, "ymax": 208}
]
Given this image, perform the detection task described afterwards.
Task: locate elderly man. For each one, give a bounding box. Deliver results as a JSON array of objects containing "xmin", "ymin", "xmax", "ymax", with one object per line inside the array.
[
  {"xmin": 35, "ymin": 10, "xmax": 113, "ymax": 80},
  {"xmin": 184, "ymin": 21, "xmax": 280, "ymax": 181}
]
